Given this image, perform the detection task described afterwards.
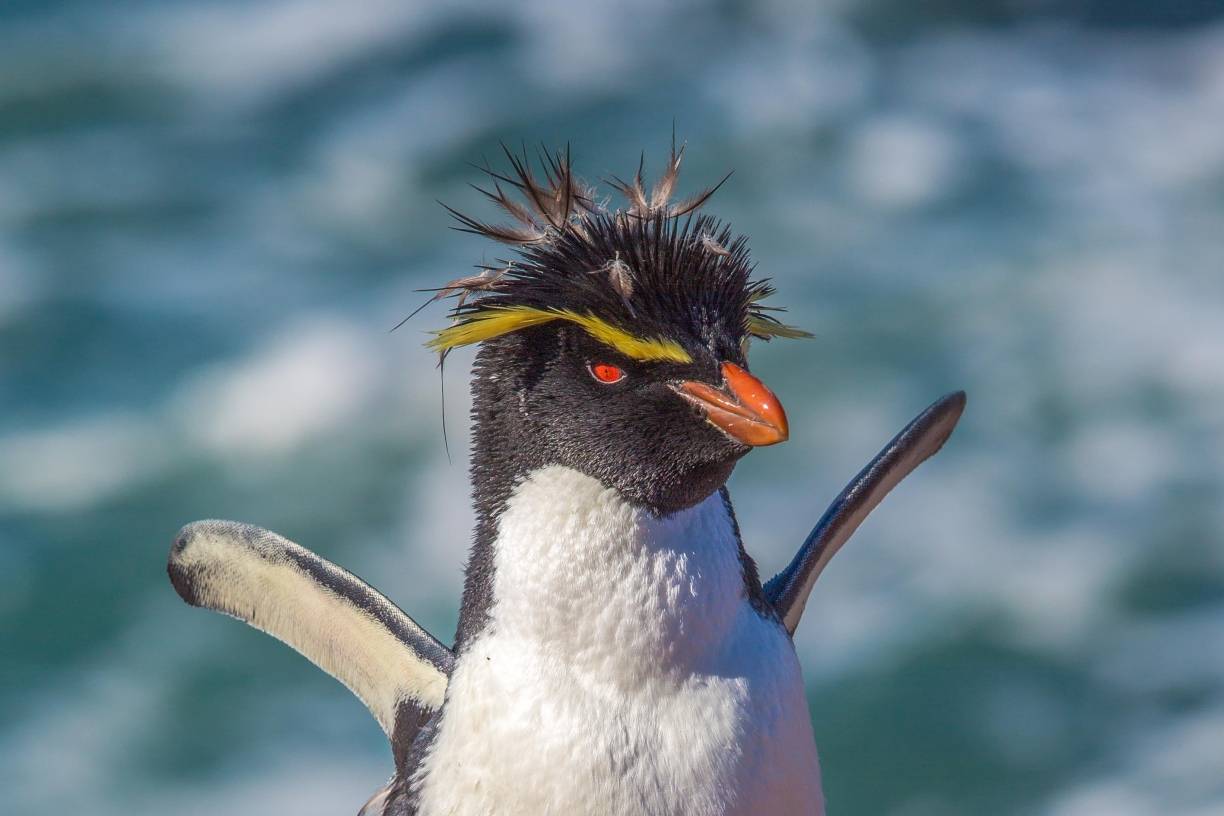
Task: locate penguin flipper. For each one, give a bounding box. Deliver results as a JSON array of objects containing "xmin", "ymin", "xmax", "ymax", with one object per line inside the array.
[
  {"xmin": 167, "ymin": 520, "xmax": 453, "ymax": 761},
  {"xmin": 765, "ymin": 391, "xmax": 966, "ymax": 635}
]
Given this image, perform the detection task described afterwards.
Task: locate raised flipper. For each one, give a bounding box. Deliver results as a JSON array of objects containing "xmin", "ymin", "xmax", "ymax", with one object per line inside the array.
[
  {"xmin": 167, "ymin": 520, "xmax": 453, "ymax": 772},
  {"xmin": 765, "ymin": 391, "xmax": 966, "ymax": 635}
]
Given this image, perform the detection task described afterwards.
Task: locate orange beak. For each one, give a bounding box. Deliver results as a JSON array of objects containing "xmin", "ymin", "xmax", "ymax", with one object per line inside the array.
[{"xmin": 673, "ymin": 362, "xmax": 789, "ymax": 447}]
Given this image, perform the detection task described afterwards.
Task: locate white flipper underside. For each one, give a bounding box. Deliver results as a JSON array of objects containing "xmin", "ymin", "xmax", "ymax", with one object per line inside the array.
[{"xmin": 167, "ymin": 520, "xmax": 452, "ymax": 739}]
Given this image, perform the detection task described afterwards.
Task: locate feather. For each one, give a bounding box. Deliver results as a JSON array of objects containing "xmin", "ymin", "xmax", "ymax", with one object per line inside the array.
[
  {"xmin": 592, "ymin": 252, "xmax": 636, "ymax": 315},
  {"xmin": 701, "ymin": 233, "xmax": 731, "ymax": 257},
  {"xmin": 668, "ymin": 171, "xmax": 733, "ymax": 217},
  {"xmin": 747, "ymin": 312, "xmax": 814, "ymax": 340},
  {"xmin": 608, "ymin": 152, "xmax": 650, "ymax": 216},
  {"xmin": 471, "ymin": 181, "xmax": 540, "ymax": 230},
  {"xmin": 650, "ymin": 132, "xmax": 684, "ymax": 211},
  {"xmin": 390, "ymin": 267, "xmax": 512, "ymax": 333},
  {"xmin": 605, "ymin": 257, "xmax": 635, "ymax": 302},
  {"xmin": 441, "ymin": 202, "xmax": 545, "ymax": 244}
]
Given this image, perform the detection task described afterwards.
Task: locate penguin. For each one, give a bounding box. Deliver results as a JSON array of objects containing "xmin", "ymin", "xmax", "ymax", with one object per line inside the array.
[{"xmin": 167, "ymin": 143, "xmax": 965, "ymax": 816}]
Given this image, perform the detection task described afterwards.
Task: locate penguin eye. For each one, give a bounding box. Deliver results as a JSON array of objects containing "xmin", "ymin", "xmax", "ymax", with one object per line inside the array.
[{"xmin": 588, "ymin": 362, "xmax": 626, "ymax": 384}]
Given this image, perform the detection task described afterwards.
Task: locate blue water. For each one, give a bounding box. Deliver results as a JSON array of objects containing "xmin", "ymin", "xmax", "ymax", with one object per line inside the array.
[{"xmin": 2, "ymin": 2, "xmax": 1223, "ymax": 814}]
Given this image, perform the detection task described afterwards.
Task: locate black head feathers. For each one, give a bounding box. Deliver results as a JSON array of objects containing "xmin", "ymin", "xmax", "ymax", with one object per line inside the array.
[{"xmin": 421, "ymin": 142, "xmax": 810, "ymax": 362}]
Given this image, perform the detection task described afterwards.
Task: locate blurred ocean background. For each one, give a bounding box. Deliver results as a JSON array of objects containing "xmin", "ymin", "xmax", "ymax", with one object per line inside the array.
[{"xmin": 2, "ymin": 1, "xmax": 1223, "ymax": 813}]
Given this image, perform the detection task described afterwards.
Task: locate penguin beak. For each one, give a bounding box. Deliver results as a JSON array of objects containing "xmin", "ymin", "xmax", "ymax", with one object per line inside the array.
[{"xmin": 672, "ymin": 362, "xmax": 789, "ymax": 447}]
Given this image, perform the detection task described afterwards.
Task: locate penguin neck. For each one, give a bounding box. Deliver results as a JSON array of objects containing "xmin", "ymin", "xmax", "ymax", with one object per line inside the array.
[
  {"xmin": 509, "ymin": 466, "xmax": 759, "ymax": 671},
  {"xmin": 453, "ymin": 337, "xmax": 769, "ymax": 654}
]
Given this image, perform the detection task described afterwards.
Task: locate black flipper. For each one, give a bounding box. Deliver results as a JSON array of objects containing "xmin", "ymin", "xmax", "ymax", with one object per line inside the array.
[
  {"xmin": 765, "ymin": 391, "xmax": 966, "ymax": 635},
  {"xmin": 167, "ymin": 520, "xmax": 453, "ymax": 778}
]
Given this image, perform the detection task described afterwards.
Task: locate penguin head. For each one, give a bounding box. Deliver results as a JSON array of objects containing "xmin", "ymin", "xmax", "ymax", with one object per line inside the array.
[{"xmin": 428, "ymin": 144, "xmax": 810, "ymax": 513}]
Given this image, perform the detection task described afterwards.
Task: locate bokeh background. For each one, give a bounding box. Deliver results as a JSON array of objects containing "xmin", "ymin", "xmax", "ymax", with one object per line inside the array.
[{"xmin": 3, "ymin": 1, "xmax": 1223, "ymax": 813}]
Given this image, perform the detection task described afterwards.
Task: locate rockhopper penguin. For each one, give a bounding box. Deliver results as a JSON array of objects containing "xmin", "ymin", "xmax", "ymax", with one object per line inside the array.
[{"xmin": 167, "ymin": 142, "xmax": 965, "ymax": 815}]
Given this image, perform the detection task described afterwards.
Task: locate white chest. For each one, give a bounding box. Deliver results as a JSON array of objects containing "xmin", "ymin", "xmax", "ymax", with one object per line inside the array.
[{"xmin": 415, "ymin": 466, "xmax": 823, "ymax": 816}]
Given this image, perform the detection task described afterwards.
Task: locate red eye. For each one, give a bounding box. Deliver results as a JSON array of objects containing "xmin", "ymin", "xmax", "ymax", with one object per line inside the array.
[{"xmin": 588, "ymin": 362, "xmax": 626, "ymax": 384}]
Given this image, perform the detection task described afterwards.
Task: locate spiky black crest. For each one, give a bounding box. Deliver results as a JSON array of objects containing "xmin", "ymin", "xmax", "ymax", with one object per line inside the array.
[{"xmin": 422, "ymin": 142, "xmax": 810, "ymax": 356}]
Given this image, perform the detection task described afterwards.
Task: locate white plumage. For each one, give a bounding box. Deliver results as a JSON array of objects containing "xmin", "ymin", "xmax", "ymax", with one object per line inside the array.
[{"xmin": 414, "ymin": 466, "xmax": 823, "ymax": 816}]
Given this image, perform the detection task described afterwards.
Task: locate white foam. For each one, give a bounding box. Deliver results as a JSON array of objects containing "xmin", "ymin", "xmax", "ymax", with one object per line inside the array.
[
  {"xmin": 0, "ymin": 414, "xmax": 166, "ymax": 511},
  {"xmin": 846, "ymin": 114, "xmax": 965, "ymax": 209},
  {"xmin": 172, "ymin": 317, "xmax": 381, "ymax": 458},
  {"xmin": 1044, "ymin": 701, "xmax": 1224, "ymax": 816},
  {"xmin": 146, "ymin": 0, "xmax": 438, "ymax": 105}
]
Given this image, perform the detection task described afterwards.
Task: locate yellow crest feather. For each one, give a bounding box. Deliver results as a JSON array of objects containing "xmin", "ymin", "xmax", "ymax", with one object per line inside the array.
[
  {"xmin": 428, "ymin": 306, "xmax": 692, "ymax": 363},
  {"xmin": 746, "ymin": 313, "xmax": 813, "ymax": 340}
]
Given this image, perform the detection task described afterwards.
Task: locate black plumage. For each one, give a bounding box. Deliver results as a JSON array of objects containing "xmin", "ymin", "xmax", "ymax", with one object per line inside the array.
[{"xmin": 419, "ymin": 143, "xmax": 808, "ymax": 358}]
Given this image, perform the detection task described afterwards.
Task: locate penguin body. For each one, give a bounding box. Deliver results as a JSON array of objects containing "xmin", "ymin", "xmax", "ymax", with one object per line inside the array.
[
  {"xmin": 412, "ymin": 467, "xmax": 821, "ymax": 816},
  {"xmin": 167, "ymin": 143, "xmax": 965, "ymax": 815}
]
